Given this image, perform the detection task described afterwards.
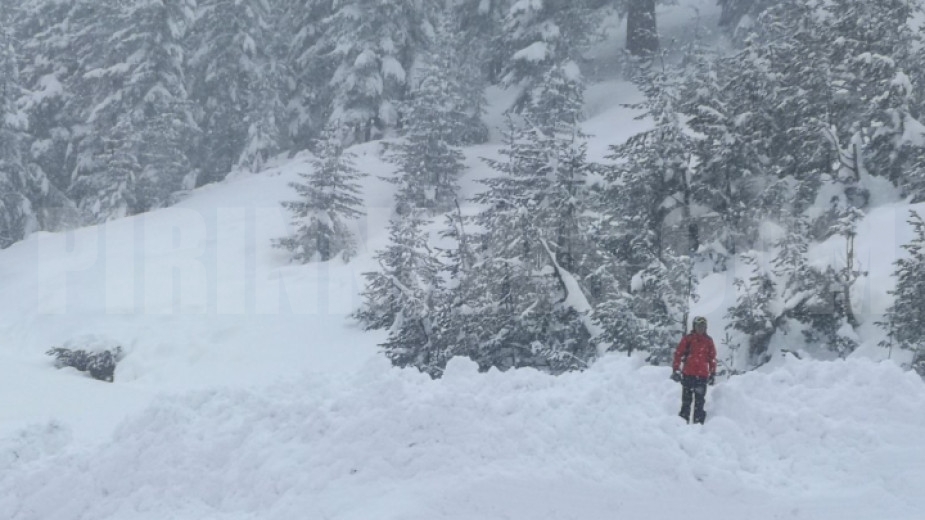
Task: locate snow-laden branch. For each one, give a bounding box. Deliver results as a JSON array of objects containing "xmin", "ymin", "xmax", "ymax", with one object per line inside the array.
[{"xmin": 538, "ymin": 237, "xmax": 605, "ymax": 355}]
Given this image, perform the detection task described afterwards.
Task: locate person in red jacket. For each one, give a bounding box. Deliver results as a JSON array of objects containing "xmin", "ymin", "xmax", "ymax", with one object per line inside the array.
[{"xmin": 671, "ymin": 316, "xmax": 717, "ymax": 424}]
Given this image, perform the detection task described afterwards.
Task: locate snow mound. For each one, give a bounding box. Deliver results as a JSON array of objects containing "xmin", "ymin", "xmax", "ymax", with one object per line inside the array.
[{"xmin": 2, "ymin": 355, "xmax": 923, "ymax": 520}]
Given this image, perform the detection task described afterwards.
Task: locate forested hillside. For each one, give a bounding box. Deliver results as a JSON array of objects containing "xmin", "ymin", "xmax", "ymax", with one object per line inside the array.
[{"xmin": 2, "ymin": 0, "xmax": 925, "ymax": 377}]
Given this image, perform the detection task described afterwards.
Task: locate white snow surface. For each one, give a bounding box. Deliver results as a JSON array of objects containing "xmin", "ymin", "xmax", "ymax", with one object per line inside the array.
[
  {"xmin": 3, "ymin": 1, "xmax": 925, "ymax": 515},
  {"xmin": 3, "ymin": 354, "xmax": 923, "ymax": 520}
]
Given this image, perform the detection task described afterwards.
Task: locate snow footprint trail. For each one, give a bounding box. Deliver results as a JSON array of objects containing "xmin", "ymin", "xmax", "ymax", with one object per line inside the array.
[{"xmin": 1, "ymin": 355, "xmax": 924, "ymax": 520}]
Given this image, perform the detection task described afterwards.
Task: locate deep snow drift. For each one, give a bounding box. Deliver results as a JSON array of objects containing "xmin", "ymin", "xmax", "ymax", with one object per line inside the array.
[{"xmin": 2, "ymin": 355, "xmax": 923, "ymax": 520}]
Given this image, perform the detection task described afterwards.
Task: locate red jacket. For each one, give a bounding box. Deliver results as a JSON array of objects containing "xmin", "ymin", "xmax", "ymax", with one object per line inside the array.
[{"xmin": 672, "ymin": 332, "xmax": 717, "ymax": 378}]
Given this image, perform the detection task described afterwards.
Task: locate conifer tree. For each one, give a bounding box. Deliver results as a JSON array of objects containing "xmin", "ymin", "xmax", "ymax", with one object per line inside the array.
[
  {"xmin": 70, "ymin": 0, "xmax": 199, "ymax": 221},
  {"xmin": 388, "ymin": 18, "xmax": 481, "ymax": 216},
  {"xmin": 449, "ymin": 0, "xmax": 509, "ymax": 82},
  {"xmin": 283, "ymin": 0, "xmax": 334, "ymax": 149},
  {"xmin": 311, "ymin": 0, "xmax": 436, "ymax": 143},
  {"xmin": 354, "ymin": 212, "xmax": 449, "ymax": 377},
  {"xmin": 695, "ymin": 0, "xmax": 925, "ymax": 240},
  {"xmin": 497, "ymin": 0, "xmax": 593, "ymax": 113},
  {"xmin": 187, "ymin": 0, "xmax": 287, "ymax": 183},
  {"xmin": 75, "ymin": 116, "xmax": 143, "ymax": 222},
  {"xmin": 594, "ymin": 55, "xmax": 698, "ymax": 361},
  {"xmin": 0, "ymin": 21, "xmax": 32, "ymax": 246},
  {"xmin": 12, "ymin": 0, "xmax": 78, "ymax": 194},
  {"xmin": 725, "ymin": 252, "xmax": 778, "ymax": 367},
  {"xmin": 9, "ymin": 0, "xmax": 88, "ymax": 231},
  {"xmin": 771, "ymin": 214, "xmax": 858, "ymax": 358},
  {"xmin": 879, "ymin": 211, "xmax": 925, "ymax": 376},
  {"xmin": 432, "ymin": 203, "xmax": 482, "ymax": 364},
  {"xmin": 426, "ymin": 17, "xmax": 489, "ymax": 146},
  {"xmin": 462, "ymin": 111, "xmax": 599, "ymax": 373},
  {"xmin": 277, "ymin": 126, "xmax": 366, "ymax": 262}
]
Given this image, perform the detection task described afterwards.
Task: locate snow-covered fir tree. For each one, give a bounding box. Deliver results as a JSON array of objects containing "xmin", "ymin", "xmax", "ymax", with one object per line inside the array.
[
  {"xmin": 431, "ymin": 203, "xmax": 482, "ymax": 364},
  {"xmin": 825, "ymin": 0, "xmax": 925, "ymax": 199},
  {"xmin": 310, "ymin": 0, "xmax": 437, "ymax": 144},
  {"xmin": 773, "ymin": 214, "xmax": 858, "ymax": 360},
  {"xmin": 10, "ymin": 0, "xmax": 91, "ymax": 230},
  {"xmin": 70, "ymin": 0, "xmax": 199, "ymax": 221},
  {"xmin": 594, "ymin": 55, "xmax": 698, "ymax": 362},
  {"xmin": 693, "ymin": 0, "xmax": 925, "ymax": 243},
  {"xmin": 354, "ymin": 212, "xmax": 449, "ymax": 377},
  {"xmin": 11, "ymin": 0, "xmax": 75, "ymax": 195},
  {"xmin": 0, "ymin": 20, "xmax": 33, "ymax": 247},
  {"xmin": 187, "ymin": 0, "xmax": 287, "ymax": 184},
  {"xmin": 497, "ymin": 0, "xmax": 593, "ymax": 114},
  {"xmin": 388, "ymin": 18, "xmax": 484, "ymax": 216},
  {"xmin": 880, "ymin": 211, "xmax": 925, "ymax": 376},
  {"xmin": 425, "ymin": 16, "xmax": 489, "ymax": 146},
  {"xmin": 282, "ymin": 0, "xmax": 333, "ymax": 148},
  {"xmin": 725, "ymin": 252, "xmax": 778, "ymax": 367},
  {"xmin": 277, "ymin": 126, "xmax": 366, "ymax": 263},
  {"xmin": 71, "ymin": 114, "xmax": 143, "ymax": 227},
  {"xmin": 462, "ymin": 112, "xmax": 599, "ymax": 373},
  {"xmin": 448, "ymin": 0, "xmax": 510, "ymax": 84}
]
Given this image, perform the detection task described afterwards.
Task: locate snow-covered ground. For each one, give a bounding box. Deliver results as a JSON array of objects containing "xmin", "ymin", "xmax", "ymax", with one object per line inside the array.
[
  {"xmin": 4, "ymin": 354, "xmax": 923, "ymax": 520},
  {"xmin": 2, "ymin": 1, "xmax": 925, "ymax": 517}
]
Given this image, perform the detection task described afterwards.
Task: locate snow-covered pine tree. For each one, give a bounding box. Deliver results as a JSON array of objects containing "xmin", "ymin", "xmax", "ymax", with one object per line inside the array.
[
  {"xmin": 277, "ymin": 126, "xmax": 366, "ymax": 263},
  {"xmin": 770, "ymin": 215, "xmax": 816, "ymax": 317},
  {"xmin": 235, "ymin": 66, "xmax": 287, "ymax": 174},
  {"xmin": 700, "ymin": 0, "xmax": 925, "ymax": 243},
  {"xmin": 879, "ymin": 211, "xmax": 925, "ymax": 376},
  {"xmin": 463, "ymin": 111, "xmax": 599, "ymax": 373},
  {"xmin": 310, "ymin": 0, "xmax": 436, "ymax": 144},
  {"xmin": 448, "ymin": 0, "xmax": 510, "ymax": 84},
  {"xmin": 594, "ymin": 54, "xmax": 697, "ymax": 361},
  {"xmin": 519, "ymin": 59, "xmax": 593, "ymax": 275},
  {"xmin": 282, "ymin": 0, "xmax": 335, "ymax": 150},
  {"xmin": 683, "ymin": 29, "xmax": 831, "ymax": 255},
  {"xmin": 388, "ymin": 18, "xmax": 481, "ymax": 216},
  {"xmin": 73, "ymin": 115, "xmax": 143, "ymax": 225},
  {"xmin": 70, "ymin": 0, "xmax": 199, "ymax": 221},
  {"xmin": 591, "ymin": 289, "xmax": 659, "ymax": 358},
  {"xmin": 432, "ymin": 203, "xmax": 482, "ymax": 364},
  {"xmin": 820, "ymin": 0, "xmax": 925, "ymax": 197},
  {"xmin": 354, "ymin": 212, "xmax": 449, "ymax": 377},
  {"xmin": 525, "ymin": 61, "xmax": 584, "ymax": 135},
  {"xmin": 426, "ymin": 16, "xmax": 489, "ymax": 146},
  {"xmin": 497, "ymin": 0, "xmax": 593, "ymax": 114},
  {"xmin": 797, "ymin": 264, "xmax": 860, "ymax": 359},
  {"xmin": 8, "ymin": 0, "xmax": 87, "ymax": 231},
  {"xmin": 11, "ymin": 0, "xmax": 75, "ymax": 195},
  {"xmin": 771, "ymin": 214, "xmax": 858, "ymax": 359},
  {"xmin": 724, "ymin": 211, "xmax": 861, "ymax": 368},
  {"xmin": 725, "ymin": 252, "xmax": 778, "ymax": 367},
  {"xmin": 187, "ymin": 0, "xmax": 287, "ymax": 184},
  {"xmin": 0, "ymin": 20, "xmax": 33, "ymax": 246}
]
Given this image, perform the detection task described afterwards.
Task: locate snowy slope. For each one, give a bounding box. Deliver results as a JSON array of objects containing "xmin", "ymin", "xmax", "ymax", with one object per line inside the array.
[
  {"xmin": 0, "ymin": 147, "xmax": 392, "ymax": 443},
  {"xmin": 2, "ymin": 355, "xmax": 923, "ymax": 519},
  {"xmin": 2, "ymin": 1, "xmax": 925, "ymax": 517}
]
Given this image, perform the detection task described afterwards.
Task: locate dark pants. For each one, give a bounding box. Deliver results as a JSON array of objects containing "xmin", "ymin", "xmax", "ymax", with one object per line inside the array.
[{"xmin": 679, "ymin": 375, "xmax": 708, "ymax": 424}]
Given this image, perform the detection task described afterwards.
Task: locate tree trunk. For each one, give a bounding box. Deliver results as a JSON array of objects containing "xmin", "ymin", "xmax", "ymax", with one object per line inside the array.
[{"xmin": 627, "ymin": 0, "xmax": 659, "ymax": 57}]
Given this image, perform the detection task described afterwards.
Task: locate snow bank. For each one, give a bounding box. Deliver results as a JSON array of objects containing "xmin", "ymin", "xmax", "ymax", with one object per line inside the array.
[{"xmin": 2, "ymin": 355, "xmax": 922, "ymax": 520}]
